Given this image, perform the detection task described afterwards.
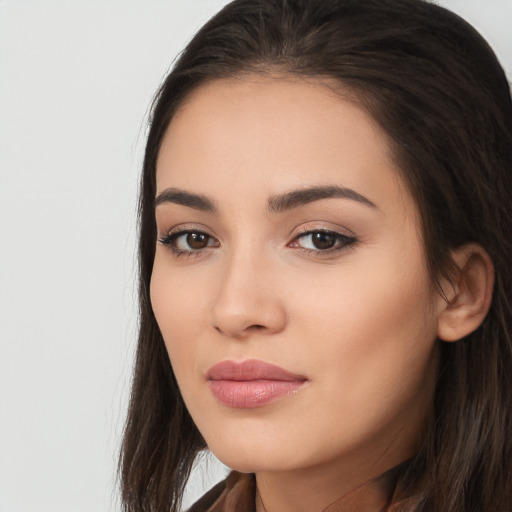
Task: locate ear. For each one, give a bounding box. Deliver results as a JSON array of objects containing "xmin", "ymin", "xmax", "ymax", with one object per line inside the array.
[{"xmin": 437, "ymin": 244, "xmax": 494, "ymax": 342}]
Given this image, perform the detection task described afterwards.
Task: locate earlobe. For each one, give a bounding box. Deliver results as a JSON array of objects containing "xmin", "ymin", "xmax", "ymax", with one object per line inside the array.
[{"xmin": 437, "ymin": 244, "xmax": 494, "ymax": 342}]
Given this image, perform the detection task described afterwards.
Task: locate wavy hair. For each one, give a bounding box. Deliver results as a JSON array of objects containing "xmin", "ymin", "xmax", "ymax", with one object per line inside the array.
[{"xmin": 119, "ymin": 1, "xmax": 512, "ymax": 510}]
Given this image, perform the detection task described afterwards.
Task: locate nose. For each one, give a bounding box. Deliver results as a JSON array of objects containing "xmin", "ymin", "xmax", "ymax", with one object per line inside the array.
[{"xmin": 211, "ymin": 250, "xmax": 287, "ymax": 340}]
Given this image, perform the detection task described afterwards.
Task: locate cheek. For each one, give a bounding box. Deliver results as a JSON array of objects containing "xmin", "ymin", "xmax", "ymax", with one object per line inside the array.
[
  {"xmin": 281, "ymin": 261, "xmax": 438, "ymax": 461},
  {"xmin": 289, "ymin": 247, "xmax": 438, "ymax": 396},
  {"xmin": 149, "ymin": 259, "xmax": 209, "ymax": 368}
]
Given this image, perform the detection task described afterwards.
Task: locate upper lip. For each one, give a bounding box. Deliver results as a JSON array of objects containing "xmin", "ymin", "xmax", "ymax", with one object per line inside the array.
[{"xmin": 207, "ymin": 359, "xmax": 306, "ymax": 382}]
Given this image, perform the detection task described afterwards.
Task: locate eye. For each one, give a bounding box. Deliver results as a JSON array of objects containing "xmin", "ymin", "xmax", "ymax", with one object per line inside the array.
[
  {"xmin": 159, "ymin": 230, "xmax": 219, "ymax": 254},
  {"xmin": 290, "ymin": 229, "xmax": 357, "ymax": 253}
]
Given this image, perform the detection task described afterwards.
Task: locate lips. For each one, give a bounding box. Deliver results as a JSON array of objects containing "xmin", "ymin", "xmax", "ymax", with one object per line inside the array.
[{"xmin": 207, "ymin": 359, "xmax": 307, "ymax": 408}]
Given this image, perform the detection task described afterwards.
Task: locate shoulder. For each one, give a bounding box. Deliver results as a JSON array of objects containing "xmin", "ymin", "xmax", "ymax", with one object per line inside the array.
[
  {"xmin": 186, "ymin": 471, "xmax": 256, "ymax": 512},
  {"xmin": 186, "ymin": 479, "xmax": 228, "ymax": 512}
]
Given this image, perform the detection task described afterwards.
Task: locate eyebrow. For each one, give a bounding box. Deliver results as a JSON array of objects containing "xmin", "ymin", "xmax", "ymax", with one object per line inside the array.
[
  {"xmin": 154, "ymin": 187, "xmax": 216, "ymax": 212},
  {"xmin": 268, "ymin": 185, "xmax": 377, "ymax": 212},
  {"xmin": 154, "ymin": 184, "xmax": 377, "ymax": 213}
]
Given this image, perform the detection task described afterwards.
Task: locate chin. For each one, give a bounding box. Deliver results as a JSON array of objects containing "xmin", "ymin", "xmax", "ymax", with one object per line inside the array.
[
  {"xmin": 211, "ymin": 449, "xmax": 294, "ymax": 474},
  {"xmin": 204, "ymin": 431, "xmax": 302, "ymax": 473}
]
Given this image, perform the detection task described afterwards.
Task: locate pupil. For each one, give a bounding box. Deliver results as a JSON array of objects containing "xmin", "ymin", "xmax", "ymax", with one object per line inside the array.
[
  {"xmin": 312, "ymin": 232, "xmax": 336, "ymax": 250},
  {"xmin": 187, "ymin": 233, "xmax": 208, "ymax": 249}
]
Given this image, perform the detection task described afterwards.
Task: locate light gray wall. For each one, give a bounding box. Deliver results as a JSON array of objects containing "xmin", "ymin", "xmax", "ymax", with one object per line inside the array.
[{"xmin": 0, "ymin": 1, "xmax": 510, "ymax": 511}]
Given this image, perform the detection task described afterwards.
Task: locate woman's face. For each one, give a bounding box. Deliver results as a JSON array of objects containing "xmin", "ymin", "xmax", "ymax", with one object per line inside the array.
[{"xmin": 150, "ymin": 76, "xmax": 444, "ymax": 478}]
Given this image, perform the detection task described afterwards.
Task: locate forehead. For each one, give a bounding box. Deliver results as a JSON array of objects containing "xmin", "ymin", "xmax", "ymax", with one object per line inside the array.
[{"xmin": 156, "ymin": 75, "xmax": 412, "ymax": 216}]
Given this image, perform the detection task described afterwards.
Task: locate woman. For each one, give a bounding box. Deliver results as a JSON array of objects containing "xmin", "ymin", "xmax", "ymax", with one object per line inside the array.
[{"xmin": 120, "ymin": 0, "xmax": 512, "ymax": 511}]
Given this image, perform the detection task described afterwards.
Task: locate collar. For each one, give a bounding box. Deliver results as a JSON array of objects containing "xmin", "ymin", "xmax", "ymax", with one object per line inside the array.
[{"xmin": 201, "ymin": 461, "xmax": 410, "ymax": 512}]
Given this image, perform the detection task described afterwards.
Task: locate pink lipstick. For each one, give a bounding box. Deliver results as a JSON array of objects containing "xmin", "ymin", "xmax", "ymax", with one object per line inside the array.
[{"xmin": 207, "ymin": 359, "xmax": 307, "ymax": 408}]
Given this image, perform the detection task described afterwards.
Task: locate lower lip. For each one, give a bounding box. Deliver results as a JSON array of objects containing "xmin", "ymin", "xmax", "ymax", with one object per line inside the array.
[{"xmin": 209, "ymin": 379, "xmax": 305, "ymax": 408}]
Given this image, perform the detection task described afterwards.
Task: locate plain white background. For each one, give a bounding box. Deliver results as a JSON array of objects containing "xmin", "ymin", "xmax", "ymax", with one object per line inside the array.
[{"xmin": 0, "ymin": 1, "xmax": 510, "ymax": 511}]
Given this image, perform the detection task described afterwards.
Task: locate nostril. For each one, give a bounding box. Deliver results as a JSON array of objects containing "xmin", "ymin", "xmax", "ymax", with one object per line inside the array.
[
  {"xmin": 214, "ymin": 323, "xmax": 266, "ymax": 338},
  {"xmin": 211, "ymin": 298, "xmax": 287, "ymax": 339},
  {"xmin": 245, "ymin": 324, "xmax": 266, "ymax": 333}
]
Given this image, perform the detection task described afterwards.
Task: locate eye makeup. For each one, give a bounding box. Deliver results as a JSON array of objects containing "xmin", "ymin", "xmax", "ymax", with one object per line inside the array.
[{"xmin": 157, "ymin": 224, "xmax": 358, "ymax": 260}]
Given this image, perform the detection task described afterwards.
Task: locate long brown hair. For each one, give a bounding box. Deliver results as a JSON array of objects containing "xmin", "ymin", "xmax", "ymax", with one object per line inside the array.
[{"xmin": 120, "ymin": 1, "xmax": 512, "ymax": 510}]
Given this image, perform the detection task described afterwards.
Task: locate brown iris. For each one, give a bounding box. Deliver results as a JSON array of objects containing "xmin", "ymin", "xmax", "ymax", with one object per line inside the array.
[
  {"xmin": 311, "ymin": 232, "xmax": 337, "ymax": 250},
  {"xmin": 186, "ymin": 232, "xmax": 210, "ymax": 249}
]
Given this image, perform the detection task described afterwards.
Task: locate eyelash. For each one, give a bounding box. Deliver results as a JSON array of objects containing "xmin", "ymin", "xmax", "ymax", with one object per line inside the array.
[
  {"xmin": 289, "ymin": 228, "xmax": 357, "ymax": 255},
  {"xmin": 158, "ymin": 230, "xmax": 219, "ymax": 258},
  {"xmin": 158, "ymin": 228, "xmax": 357, "ymax": 258}
]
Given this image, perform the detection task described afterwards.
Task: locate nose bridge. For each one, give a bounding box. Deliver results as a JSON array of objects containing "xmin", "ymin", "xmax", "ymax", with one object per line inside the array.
[{"xmin": 211, "ymin": 238, "xmax": 286, "ymax": 338}]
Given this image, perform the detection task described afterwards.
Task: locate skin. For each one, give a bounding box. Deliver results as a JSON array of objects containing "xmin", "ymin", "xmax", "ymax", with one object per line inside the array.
[{"xmin": 150, "ymin": 75, "xmax": 447, "ymax": 512}]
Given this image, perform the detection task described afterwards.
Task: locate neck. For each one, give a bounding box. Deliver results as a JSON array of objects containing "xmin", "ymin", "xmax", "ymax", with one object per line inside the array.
[
  {"xmin": 254, "ymin": 451, "xmax": 410, "ymax": 512},
  {"xmin": 252, "ymin": 387, "xmax": 430, "ymax": 512}
]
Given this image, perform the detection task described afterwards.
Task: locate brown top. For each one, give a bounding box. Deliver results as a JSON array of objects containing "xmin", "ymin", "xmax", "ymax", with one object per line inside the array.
[{"xmin": 187, "ymin": 462, "xmax": 415, "ymax": 512}]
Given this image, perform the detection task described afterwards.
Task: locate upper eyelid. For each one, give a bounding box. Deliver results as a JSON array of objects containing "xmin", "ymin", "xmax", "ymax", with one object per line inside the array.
[
  {"xmin": 290, "ymin": 230, "xmax": 356, "ymax": 246},
  {"xmin": 157, "ymin": 223, "xmax": 216, "ymax": 237},
  {"xmin": 157, "ymin": 222, "xmax": 356, "ymax": 244},
  {"xmin": 290, "ymin": 223, "xmax": 356, "ymax": 239}
]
